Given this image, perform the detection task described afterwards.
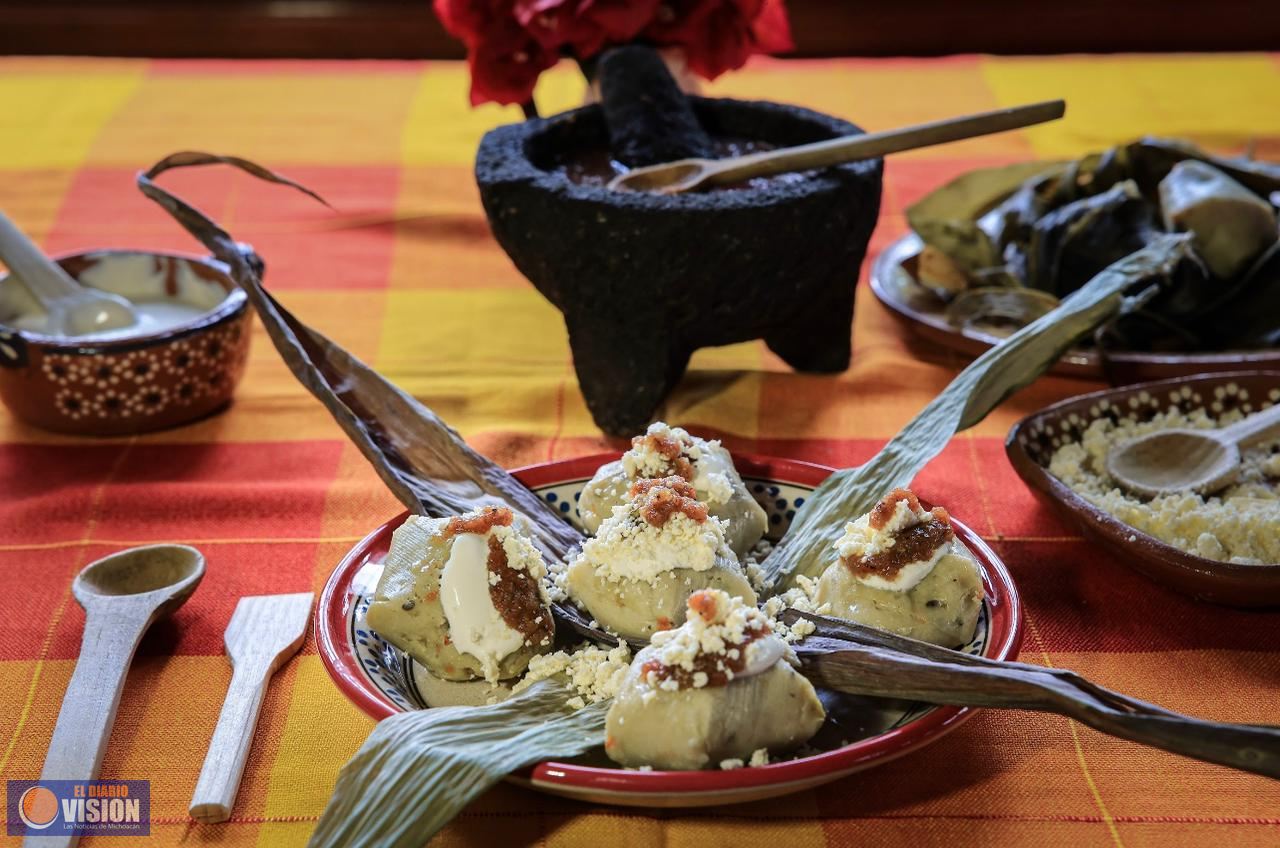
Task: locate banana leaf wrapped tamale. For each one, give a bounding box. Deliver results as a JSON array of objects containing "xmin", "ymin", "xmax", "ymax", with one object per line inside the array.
[
  {"xmin": 1159, "ymin": 160, "xmax": 1277, "ymax": 279},
  {"xmin": 1028, "ymin": 180, "xmax": 1161, "ymax": 296},
  {"xmin": 905, "ymin": 137, "xmax": 1280, "ymax": 354}
]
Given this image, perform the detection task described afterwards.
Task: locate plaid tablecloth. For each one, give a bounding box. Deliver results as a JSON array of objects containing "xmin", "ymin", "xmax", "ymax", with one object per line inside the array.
[{"xmin": 2, "ymin": 53, "xmax": 1279, "ymax": 847}]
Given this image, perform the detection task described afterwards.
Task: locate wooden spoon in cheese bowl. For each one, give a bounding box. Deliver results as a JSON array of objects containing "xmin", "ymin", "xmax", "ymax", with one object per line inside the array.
[{"xmin": 1106, "ymin": 401, "xmax": 1280, "ymax": 497}]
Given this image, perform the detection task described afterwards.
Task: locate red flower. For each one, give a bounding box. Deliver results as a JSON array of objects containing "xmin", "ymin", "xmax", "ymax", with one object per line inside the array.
[
  {"xmin": 432, "ymin": 0, "xmax": 790, "ymax": 106},
  {"xmin": 750, "ymin": 0, "xmax": 793, "ymax": 54},
  {"xmin": 645, "ymin": 0, "xmax": 793, "ymax": 80},
  {"xmin": 514, "ymin": 0, "xmax": 660, "ymax": 56},
  {"xmin": 469, "ymin": 21, "xmax": 560, "ymax": 105},
  {"xmin": 434, "ymin": 0, "xmax": 511, "ymax": 45}
]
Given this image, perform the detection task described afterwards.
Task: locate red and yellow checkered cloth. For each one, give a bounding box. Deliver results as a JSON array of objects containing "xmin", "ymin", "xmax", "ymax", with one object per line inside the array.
[{"xmin": 2, "ymin": 54, "xmax": 1279, "ymax": 847}]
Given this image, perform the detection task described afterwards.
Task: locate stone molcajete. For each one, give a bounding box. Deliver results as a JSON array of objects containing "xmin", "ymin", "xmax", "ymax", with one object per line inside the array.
[{"xmin": 475, "ymin": 49, "xmax": 883, "ymax": 436}]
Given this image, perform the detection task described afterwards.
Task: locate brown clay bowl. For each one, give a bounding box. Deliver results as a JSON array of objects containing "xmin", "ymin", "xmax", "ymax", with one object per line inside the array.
[
  {"xmin": 0, "ymin": 249, "xmax": 251, "ymax": 436},
  {"xmin": 1005, "ymin": 372, "xmax": 1280, "ymax": 607}
]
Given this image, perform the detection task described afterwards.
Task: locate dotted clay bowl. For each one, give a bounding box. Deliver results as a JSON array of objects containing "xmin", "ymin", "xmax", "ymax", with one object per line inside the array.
[
  {"xmin": 0, "ymin": 249, "xmax": 251, "ymax": 436},
  {"xmin": 1006, "ymin": 372, "xmax": 1280, "ymax": 607}
]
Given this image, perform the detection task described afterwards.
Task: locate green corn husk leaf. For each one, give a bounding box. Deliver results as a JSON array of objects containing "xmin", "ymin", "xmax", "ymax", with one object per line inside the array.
[
  {"xmin": 308, "ymin": 679, "xmax": 608, "ymax": 848},
  {"xmin": 761, "ymin": 233, "xmax": 1192, "ymax": 592}
]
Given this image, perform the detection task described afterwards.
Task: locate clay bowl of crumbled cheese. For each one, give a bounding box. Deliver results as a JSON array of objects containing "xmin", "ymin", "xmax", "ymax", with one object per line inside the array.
[{"xmin": 1006, "ymin": 372, "xmax": 1280, "ymax": 607}]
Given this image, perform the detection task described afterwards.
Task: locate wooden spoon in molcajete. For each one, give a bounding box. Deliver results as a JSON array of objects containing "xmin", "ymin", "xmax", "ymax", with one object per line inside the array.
[{"xmin": 609, "ymin": 99, "xmax": 1066, "ymax": 194}]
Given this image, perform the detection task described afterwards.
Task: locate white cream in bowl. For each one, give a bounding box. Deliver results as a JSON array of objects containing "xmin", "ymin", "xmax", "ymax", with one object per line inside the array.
[{"xmin": 0, "ymin": 252, "xmax": 236, "ymax": 341}]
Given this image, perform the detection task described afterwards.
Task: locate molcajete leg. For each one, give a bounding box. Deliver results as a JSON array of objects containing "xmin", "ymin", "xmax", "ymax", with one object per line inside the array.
[
  {"xmin": 565, "ymin": 311, "xmax": 692, "ymax": 437},
  {"xmin": 764, "ymin": 282, "xmax": 855, "ymax": 373}
]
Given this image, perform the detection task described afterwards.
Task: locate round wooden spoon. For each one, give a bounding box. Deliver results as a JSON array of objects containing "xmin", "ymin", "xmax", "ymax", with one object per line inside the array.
[
  {"xmin": 608, "ymin": 99, "xmax": 1066, "ymax": 194},
  {"xmin": 0, "ymin": 208, "xmax": 138, "ymax": 336},
  {"xmin": 1106, "ymin": 402, "xmax": 1280, "ymax": 498},
  {"xmin": 33, "ymin": 545, "xmax": 204, "ymax": 848}
]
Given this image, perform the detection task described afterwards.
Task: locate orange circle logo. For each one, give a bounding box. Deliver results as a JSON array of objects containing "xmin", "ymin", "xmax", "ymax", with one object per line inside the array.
[{"xmin": 19, "ymin": 786, "xmax": 59, "ymax": 830}]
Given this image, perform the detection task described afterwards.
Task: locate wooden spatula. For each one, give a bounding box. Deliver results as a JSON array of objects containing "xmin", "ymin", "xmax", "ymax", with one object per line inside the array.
[{"xmin": 189, "ymin": 593, "xmax": 314, "ymax": 824}]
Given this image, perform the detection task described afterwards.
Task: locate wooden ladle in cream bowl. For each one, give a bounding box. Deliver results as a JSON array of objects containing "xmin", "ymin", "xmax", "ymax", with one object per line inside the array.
[
  {"xmin": 0, "ymin": 209, "xmax": 138, "ymax": 337},
  {"xmin": 1107, "ymin": 402, "xmax": 1280, "ymax": 498},
  {"xmin": 30, "ymin": 545, "xmax": 204, "ymax": 848}
]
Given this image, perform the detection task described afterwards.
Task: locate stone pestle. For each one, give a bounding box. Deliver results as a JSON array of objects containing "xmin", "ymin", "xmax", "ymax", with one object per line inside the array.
[{"xmin": 597, "ymin": 46, "xmax": 714, "ymax": 168}]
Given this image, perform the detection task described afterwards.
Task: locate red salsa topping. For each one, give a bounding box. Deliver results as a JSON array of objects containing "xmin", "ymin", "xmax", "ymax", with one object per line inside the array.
[
  {"xmin": 640, "ymin": 622, "xmax": 772, "ymax": 690},
  {"xmin": 485, "ymin": 535, "xmax": 553, "ymax": 648},
  {"xmin": 631, "ymin": 432, "xmax": 695, "ymax": 481},
  {"xmin": 848, "ymin": 490, "xmax": 955, "ymax": 581},
  {"xmin": 629, "ymin": 477, "xmax": 709, "ymax": 527},
  {"xmin": 445, "ymin": 506, "xmax": 513, "ymax": 537},
  {"xmin": 443, "ymin": 506, "xmax": 550, "ymax": 648},
  {"xmin": 868, "ymin": 487, "xmax": 923, "ymax": 531},
  {"xmin": 640, "ymin": 590, "xmax": 772, "ymax": 690}
]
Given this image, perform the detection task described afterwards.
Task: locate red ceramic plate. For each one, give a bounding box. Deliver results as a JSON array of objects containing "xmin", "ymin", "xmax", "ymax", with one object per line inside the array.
[
  {"xmin": 870, "ymin": 233, "xmax": 1280, "ymax": 382},
  {"xmin": 317, "ymin": 453, "xmax": 1023, "ymax": 806}
]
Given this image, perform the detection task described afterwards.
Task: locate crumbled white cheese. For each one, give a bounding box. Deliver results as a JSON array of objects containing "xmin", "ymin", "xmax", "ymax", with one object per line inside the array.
[
  {"xmin": 572, "ymin": 489, "xmax": 731, "ymax": 585},
  {"xmin": 696, "ymin": 470, "xmax": 734, "ymax": 507},
  {"xmin": 544, "ymin": 551, "xmax": 569, "ymax": 603},
  {"xmin": 620, "ymin": 421, "xmax": 733, "ymax": 506},
  {"xmin": 512, "ymin": 641, "xmax": 632, "ymax": 706},
  {"xmin": 622, "ymin": 422, "xmax": 701, "ymax": 477},
  {"xmin": 742, "ymin": 538, "xmax": 775, "ymax": 592},
  {"xmin": 718, "ymin": 747, "xmax": 773, "ymax": 768},
  {"xmin": 836, "ymin": 498, "xmax": 917, "ymax": 560},
  {"xmin": 761, "ymin": 577, "xmax": 828, "ymax": 643},
  {"xmin": 1048, "ymin": 404, "xmax": 1279, "ymax": 564},
  {"xmin": 644, "ymin": 589, "xmax": 790, "ymax": 688},
  {"xmin": 494, "ymin": 523, "xmax": 548, "ymax": 579}
]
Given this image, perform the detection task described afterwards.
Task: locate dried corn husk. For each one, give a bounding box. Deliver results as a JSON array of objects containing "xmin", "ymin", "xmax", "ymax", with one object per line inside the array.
[
  {"xmin": 135, "ymin": 152, "xmax": 613, "ymax": 644},
  {"xmin": 785, "ymin": 610, "xmax": 1280, "ymax": 781}
]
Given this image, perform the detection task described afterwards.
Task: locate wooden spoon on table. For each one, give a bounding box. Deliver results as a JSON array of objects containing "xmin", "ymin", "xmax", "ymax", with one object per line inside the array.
[
  {"xmin": 1106, "ymin": 402, "xmax": 1280, "ymax": 498},
  {"xmin": 608, "ymin": 99, "xmax": 1066, "ymax": 194},
  {"xmin": 783, "ymin": 610, "xmax": 1280, "ymax": 781},
  {"xmin": 31, "ymin": 545, "xmax": 205, "ymax": 848},
  {"xmin": 0, "ymin": 209, "xmax": 138, "ymax": 336}
]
